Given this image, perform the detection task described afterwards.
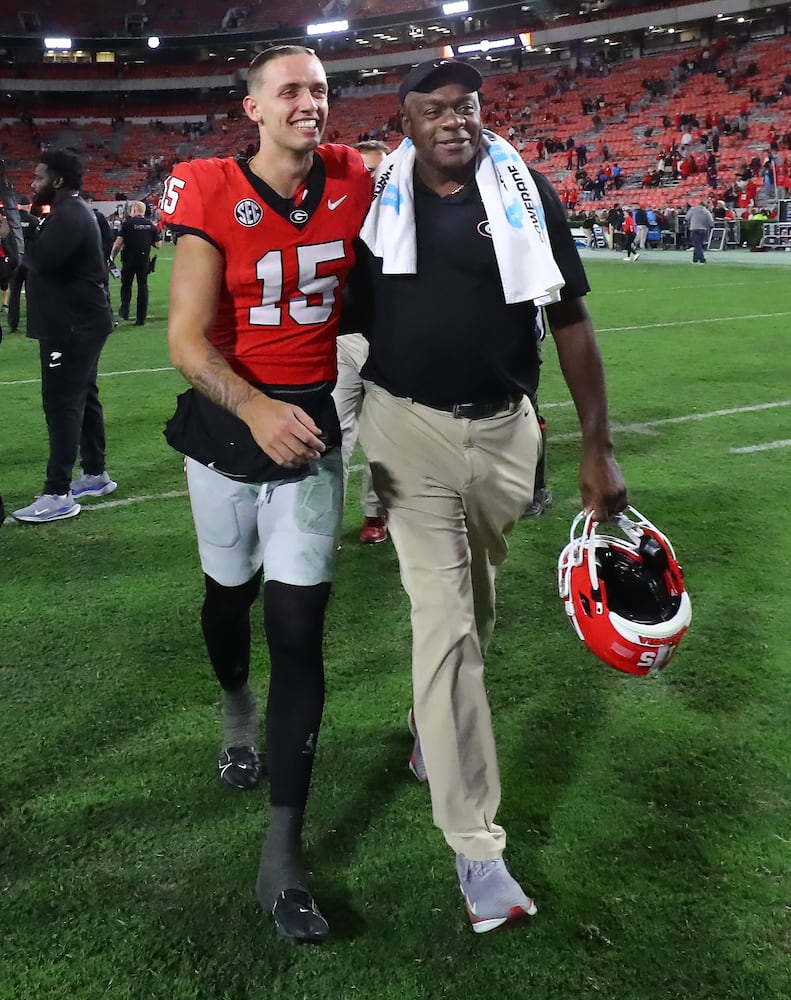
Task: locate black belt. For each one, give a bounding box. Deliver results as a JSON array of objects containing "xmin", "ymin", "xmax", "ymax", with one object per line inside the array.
[{"xmin": 411, "ymin": 394, "xmax": 522, "ymax": 420}]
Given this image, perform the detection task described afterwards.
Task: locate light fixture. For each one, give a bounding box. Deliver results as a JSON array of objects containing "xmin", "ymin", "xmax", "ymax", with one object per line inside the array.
[
  {"xmin": 306, "ymin": 19, "xmax": 348, "ymax": 36},
  {"xmin": 43, "ymin": 37, "xmax": 72, "ymax": 49},
  {"xmin": 147, "ymin": 36, "xmax": 160, "ymax": 49},
  {"xmin": 458, "ymin": 36, "xmax": 515, "ymax": 54}
]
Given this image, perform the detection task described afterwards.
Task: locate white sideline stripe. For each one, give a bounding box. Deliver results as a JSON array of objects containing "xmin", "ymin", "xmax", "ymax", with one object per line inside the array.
[
  {"xmin": 730, "ymin": 439, "xmax": 791, "ymax": 454},
  {"xmin": 1, "ymin": 366, "xmax": 175, "ymax": 387},
  {"xmin": 80, "ymin": 490, "xmax": 188, "ymax": 511},
  {"xmin": 98, "ymin": 367, "xmax": 174, "ymax": 377},
  {"xmin": 553, "ymin": 399, "xmax": 791, "ymax": 442},
  {"xmin": 598, "ymin": 311, "xmax": 791, "ymax": 332},
  {"xmin": 596, "ymin": 281, "xmax": 761, "ymax": 295}
]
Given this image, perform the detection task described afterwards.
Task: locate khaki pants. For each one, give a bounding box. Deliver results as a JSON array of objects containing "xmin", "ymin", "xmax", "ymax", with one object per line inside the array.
[
  {"xmin": 359, "ymin": 383, "xmax": 540, "ymax": 858},
  {"xmin": 332, "ymin": 333, "xmax": 384, "ymax": 518}
]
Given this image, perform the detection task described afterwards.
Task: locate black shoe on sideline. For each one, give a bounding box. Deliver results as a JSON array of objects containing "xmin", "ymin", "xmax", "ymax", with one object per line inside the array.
[
  {"xmin": 271, "ymin": 889, "xmax": 329, "ymax": 943},
  {"xmin": 218, "ymin": 745, "xmax": 264, "ymax": 789}
]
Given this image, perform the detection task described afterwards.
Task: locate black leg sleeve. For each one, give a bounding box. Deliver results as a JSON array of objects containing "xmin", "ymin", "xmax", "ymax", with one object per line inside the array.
[
  {"xmin": 263, "ymin": 580, "xmax": 331, "ymax": 809},
  {"xmin": 201, "ymin": 569, "xmax": 262, "ymax": 691}
]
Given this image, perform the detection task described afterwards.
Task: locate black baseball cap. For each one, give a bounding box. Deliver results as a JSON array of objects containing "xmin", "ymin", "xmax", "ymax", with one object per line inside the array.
[{"xmin": 398, "ymin": 58, "xmax": 483, "ymax": 104}]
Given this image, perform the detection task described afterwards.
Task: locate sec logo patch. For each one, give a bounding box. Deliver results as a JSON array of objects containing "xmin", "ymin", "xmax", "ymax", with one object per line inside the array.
[{"xmin": 235, "ymin": 199, "xmax": 263, "ymax": 226}]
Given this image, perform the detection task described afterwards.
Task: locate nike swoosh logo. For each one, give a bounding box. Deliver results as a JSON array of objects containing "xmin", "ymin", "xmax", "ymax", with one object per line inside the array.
[
  {"xmin": 207, "ymin": 462, "xmax": 247, "ymax": 479},
  {"xmin": 328, "ymin": 196, "xmax": 347, "ymax": 211},
  {"xmin": 48, "ymin": 363, "xmax": 62, "ymax": 368}
]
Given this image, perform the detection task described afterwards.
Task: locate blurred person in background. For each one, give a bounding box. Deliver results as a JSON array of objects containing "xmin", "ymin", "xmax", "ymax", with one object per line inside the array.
[
  {"xmin": 5, "ymin": 194, "xmax": 35, "ymax": 334},
  {"xmin": 332, "ymin": 139, "xmax": 390, "ymax": 544},
  {"xmin": 11, "ymin": 149, "xmax": 116, "ymax": 524},
  {"xmin": 111, "ymin": 200, "xmax": 161, "ymax": 325}
]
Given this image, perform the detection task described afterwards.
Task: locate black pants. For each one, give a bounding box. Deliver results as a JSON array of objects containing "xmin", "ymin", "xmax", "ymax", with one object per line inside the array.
[
  {"xmin": 119, "ymin": 252, "xmax": 150, "ymax": 323},
  {"xmin": 7, "ymin": 265, "xmax": 26, "ymax": 333},
  {"xmin": 39, "ymin": 333, "xmax": 109, "ymax": 495}
]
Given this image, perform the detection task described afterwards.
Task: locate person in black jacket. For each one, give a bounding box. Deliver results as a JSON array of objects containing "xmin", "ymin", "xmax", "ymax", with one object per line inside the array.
[
  {"xmin": 5, "ymin": 194, "xmax": 36, "ymax": 334},
  {"xmin": 12, "ymin": 149, "xmax": 117, "ymax": 524},
  {"xmin": 111, "ymin": 200, "xmax": 160, "ymax": 325},
  {"xmin": 0, "ymin": 201, "xmax": 20, "ymax": 340},
  {"xmin": 83, "ymin": 192, "xmax": 114, "ymax": 262}
]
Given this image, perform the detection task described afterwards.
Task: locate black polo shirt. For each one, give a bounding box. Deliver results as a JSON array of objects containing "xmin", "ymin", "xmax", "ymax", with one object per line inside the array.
[
  {"xmin": 358, "ymin": 166, "xmax": 589, "ymax": 406},
  {"xmin": 119, "ymin": 214, "xmax": 158, "ymax": 256}
]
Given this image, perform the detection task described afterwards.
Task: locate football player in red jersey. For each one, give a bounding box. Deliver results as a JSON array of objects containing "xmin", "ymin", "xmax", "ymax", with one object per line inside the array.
[{"xmin": 161, "ymin": 45, "xmax": 371, "ymax": 943}]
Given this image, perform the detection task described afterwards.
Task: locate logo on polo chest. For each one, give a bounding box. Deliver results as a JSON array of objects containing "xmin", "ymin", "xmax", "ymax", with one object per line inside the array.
[{"xmin": 477, "ymin": 220, "xmax": 492, "ymax": 238}]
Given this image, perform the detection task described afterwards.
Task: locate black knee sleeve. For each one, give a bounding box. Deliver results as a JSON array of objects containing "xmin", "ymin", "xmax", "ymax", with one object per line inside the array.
[{"xmin": 201, "ymin": 569, "xmax": 262, "ymax": 691}]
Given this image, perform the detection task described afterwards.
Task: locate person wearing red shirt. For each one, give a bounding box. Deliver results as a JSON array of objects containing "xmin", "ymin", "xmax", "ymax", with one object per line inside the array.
[
  {"xmin": 160, "ymin": 45, "xmax": 370, "ymax": 943},
  {"xmin": 622, "ymin": 208, "xmax": 639, "ymax": 260}
]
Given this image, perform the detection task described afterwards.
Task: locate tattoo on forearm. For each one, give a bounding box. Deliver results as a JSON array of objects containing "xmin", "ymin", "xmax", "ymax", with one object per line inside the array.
[{"xmin": 181, "ymin": 345, "xmax": 256, "ymax": 416}]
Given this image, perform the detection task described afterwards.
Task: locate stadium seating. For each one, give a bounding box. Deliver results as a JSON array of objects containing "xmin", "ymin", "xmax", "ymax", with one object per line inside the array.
[{"xmin": 0, "ymin": 19, "xmax": 788, "ymax": 210}]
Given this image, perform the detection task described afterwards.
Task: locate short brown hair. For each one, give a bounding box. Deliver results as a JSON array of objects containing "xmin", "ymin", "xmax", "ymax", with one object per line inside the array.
[
  {"xmin": 247, "ymin": 45, "xmax": 319, "ymax": 92},
  {"xmin": 354, "ymin": 140, "xmax": 390, "ymax": 157}
]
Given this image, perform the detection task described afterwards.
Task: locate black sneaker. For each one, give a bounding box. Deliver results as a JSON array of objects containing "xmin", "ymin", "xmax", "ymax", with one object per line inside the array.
[
  {"xmin": 521, "ymin": 487, "xmax": 553, "ymax": 519},
  {"xmin": 218, "ymin": 746, "xmax": 263, "ymax": 789},
  {"xmin": 271, "ymin": 889, "xmax": 329, "ymax": 943}
]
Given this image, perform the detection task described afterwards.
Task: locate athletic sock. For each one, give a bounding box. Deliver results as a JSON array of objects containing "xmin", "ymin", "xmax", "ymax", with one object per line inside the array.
[
  {"xmin": 223, "ymin": 682, "xmax": 259, "ymax": 750},
  {"xmin": 255, "ymin": 806, "xmax": 308, "ymax": 910}
]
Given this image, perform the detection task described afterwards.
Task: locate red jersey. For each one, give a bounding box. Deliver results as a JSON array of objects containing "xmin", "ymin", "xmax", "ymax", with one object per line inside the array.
[{"xmin": 160, "ymin": 146, "xmax": 371, "ymax": 385}]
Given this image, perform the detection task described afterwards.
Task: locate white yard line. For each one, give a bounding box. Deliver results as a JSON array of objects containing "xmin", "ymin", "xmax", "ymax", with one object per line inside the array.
[
  {"xmin": 598, "ymin": 312, "xmax": 791, "ymax": 332},
  {"xmin": 730, "ymin": 440, "xmax": 791, "ymax": 454},
  {"xmin": 553, "ymin": 400, "xmax": 791, "ymax": 441},
  {"xmin": 1, "ymin": 366, "xmax": 175, "ymax": 388},
  {"xmin": 78, "ymin": 490, "xmax": 189, "ymax": 512}
]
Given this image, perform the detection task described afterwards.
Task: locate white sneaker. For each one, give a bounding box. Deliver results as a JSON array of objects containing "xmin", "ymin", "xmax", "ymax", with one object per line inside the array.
[{"xmin": 13, "ymin": 492, "xmax": 81, "ymax": 523}]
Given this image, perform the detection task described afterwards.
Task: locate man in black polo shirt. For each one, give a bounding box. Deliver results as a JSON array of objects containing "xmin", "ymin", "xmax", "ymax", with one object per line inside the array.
[
  {"xmin": 12, "ymin": 149, "xmax": 116, "ymax": 523},
  {"xmin": 111, "ymin": 200, "xmax": 160, "ymax": 325},
  {"xmin": 355, "ymin": 58, "xmax": 628, "ymax": 934}
]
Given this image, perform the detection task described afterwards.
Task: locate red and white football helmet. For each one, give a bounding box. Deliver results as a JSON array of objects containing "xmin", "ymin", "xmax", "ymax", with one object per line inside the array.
[{"xmin": 557, "ymin": 506, "xmax": 691, "ymax": 676}]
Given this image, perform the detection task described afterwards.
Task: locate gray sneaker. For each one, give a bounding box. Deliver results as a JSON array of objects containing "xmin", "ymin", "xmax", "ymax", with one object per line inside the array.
[
  {"xmin": 456, "ymin": 854, "xmax": 537, "ymax": 934},
  {"xmin": 521, "ymin": 487, "xmax": 553, "ymax": 519},
  {"xmin": 13, "ymin": 492, "xmax": 81, "ymax": 524},
  {"xmin": 71, "ymin": 471, "xmax": 117, "ymax": 498},
  {"xmin": 407, "ymin": 708, "xmax": 428, "ymax": 783}
]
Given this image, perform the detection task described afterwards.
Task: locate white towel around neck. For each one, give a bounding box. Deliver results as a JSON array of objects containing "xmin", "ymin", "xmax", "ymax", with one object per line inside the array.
[{"xmin": 360, "ymin": 129, "xmax": 565, "ymax": 306}]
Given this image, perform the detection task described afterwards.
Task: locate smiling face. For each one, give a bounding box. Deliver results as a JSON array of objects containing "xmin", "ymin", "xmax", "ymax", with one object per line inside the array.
[
  {"xmin": 243, "ymin": 52, "xmax": 329, "ymax": 157},
  {"xmin": 402, "ymin": 83, "xmax": 481, "ymax": 183}
]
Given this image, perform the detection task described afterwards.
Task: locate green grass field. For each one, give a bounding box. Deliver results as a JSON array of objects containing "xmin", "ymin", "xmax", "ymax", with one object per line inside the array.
[{"xmin": 1, "ymin": 246, "xmax": 790, "ymax": 1000}]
